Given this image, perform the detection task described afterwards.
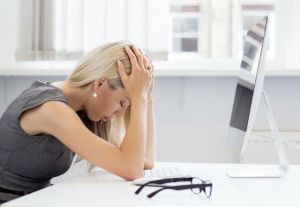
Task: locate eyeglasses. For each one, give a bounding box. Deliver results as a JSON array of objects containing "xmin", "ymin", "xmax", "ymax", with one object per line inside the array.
[{"xmin": 135, "ymin": 176, "xmax": 213, "ymax": 198}]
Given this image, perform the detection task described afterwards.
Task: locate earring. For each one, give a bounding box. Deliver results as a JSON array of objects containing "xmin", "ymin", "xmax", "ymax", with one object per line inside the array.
[{"xmin": 92, "ymin": 92, "xmax": 98, "ymax": 98}]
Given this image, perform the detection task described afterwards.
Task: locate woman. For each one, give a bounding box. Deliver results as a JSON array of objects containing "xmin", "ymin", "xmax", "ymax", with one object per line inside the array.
[{"xmin": 0, "ymin": 41, "xmax": 155, "ymax": 204}]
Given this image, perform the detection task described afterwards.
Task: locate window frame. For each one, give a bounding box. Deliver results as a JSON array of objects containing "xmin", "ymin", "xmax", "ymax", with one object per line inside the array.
[{"xmin": 170, "ymin": 6, "xmax": 201, "ymax": 54}]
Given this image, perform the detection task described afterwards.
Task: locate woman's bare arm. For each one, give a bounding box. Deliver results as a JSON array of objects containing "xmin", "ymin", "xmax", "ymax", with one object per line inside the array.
[
  {"xmin": 144, "ymin": 97, "xmax": 156, "ymax": 170},
  {"xmin": 143, "ymin": 54, "xmax": 156, "ymax": 170},
  {"xmin": 21, "ymin": 99, "xmax": 147, "ymax": 181}
]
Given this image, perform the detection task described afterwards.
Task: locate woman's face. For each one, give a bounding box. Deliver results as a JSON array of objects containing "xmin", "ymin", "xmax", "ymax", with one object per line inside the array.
[{"xmin": 85, "ymin": 79, "xmax": 130, "ymax": 122}]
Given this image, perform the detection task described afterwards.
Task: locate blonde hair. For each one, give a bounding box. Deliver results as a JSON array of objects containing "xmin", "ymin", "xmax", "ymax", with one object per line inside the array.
[{"xmin": 67, "ymin": 41, "xmax": 132, "ymax": 170}]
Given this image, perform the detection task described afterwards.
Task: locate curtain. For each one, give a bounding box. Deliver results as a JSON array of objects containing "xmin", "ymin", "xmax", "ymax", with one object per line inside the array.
[{"xmin": 15, "ymin": 0, "xmax": 170, "ymax": 61}]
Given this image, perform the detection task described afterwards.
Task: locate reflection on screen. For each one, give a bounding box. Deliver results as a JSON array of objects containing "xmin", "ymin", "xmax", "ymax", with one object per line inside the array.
[
  {"xmin": 230, "ymin": 17, "xmax": 267, "ymax": 132},
  {"xmin": 241, "ymin": 18, "xmax": 267, "ymax": 76}
]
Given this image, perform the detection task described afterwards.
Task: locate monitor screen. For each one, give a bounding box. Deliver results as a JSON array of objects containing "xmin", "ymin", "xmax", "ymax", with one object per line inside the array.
[{"xmin": 229, "ymin": 17, "xmax": 268, "ymax": 132}]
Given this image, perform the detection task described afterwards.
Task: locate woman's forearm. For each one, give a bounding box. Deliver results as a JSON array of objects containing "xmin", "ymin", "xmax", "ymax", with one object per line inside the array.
[
  {"xmin": 120, "ymin": 96, "xmax": 148, "ymax": 176},
  {"xmin": 144, "ymin": 97, "xmax": 156, "ymax": 169}
]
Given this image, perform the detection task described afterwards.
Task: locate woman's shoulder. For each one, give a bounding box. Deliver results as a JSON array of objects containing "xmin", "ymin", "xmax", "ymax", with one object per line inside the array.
[
  {"xmin": 15, "ymin": 80, "xmax": 68, "ymax": 112},
  {"xmin": 1, "ymin": 80, "xmax": 68, "ymax": 121},
  {"xmin": 25, "ymin": 80, "xmax": 67, "ymax": 102},
  {"xmin": 20, "ymin": 99, "xmax": 79, "ymax": 136}
]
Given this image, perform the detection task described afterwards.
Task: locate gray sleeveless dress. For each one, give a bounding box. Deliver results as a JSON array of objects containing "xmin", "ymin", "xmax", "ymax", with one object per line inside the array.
[{"xmin": 0, "ymin": 80, "xmax": 75, "ymax": 203}]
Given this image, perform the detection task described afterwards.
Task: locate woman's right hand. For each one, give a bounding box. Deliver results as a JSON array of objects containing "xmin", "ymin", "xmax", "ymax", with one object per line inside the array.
[{"xmin": 117, "ymin": 45, "xmax": 152, "ymax": 101}]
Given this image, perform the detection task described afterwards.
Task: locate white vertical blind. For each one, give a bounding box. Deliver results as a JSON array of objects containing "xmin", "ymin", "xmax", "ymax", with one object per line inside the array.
[
  {"xmin": 147, "ymin": 0, "xmax": 171, "ymax": 54},
  {"xmin": 127, "ymin": 0, "xmax": 147, "ymax": 49},
  {"xmin": 82, "ymin": 0, "xmax": 106, "ymax": 51},
  {"xmin": 66, "ymin": 0, "xmax": 83, "ymax": 53},
  {"xmin": 210, "ymin": 0, "xmax": 234, "ymax": 58},
  {"xmin": 32, "ymin": 0, "xmax": 54, "ymax": 59},
  {"xmin": 106, "ymin": 0, "xmax": 127, "ymax": 42},
  {"xmin": 16, "ymin": 0, "xmax": 170, "ymax": 61},
  {"xmin": 275, "ymin": 0, "xmax": 300, "ymax": 69}
]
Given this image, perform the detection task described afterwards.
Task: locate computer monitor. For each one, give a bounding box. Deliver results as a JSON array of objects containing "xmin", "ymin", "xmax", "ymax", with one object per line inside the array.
[{"xmin": 226, "ymin": 16, "xmax": 289, "ymax": 178}]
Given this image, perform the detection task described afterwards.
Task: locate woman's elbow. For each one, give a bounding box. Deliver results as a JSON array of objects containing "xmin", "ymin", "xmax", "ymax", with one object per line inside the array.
[
  {"xmin": 144, "ymin": 160, "xmax": 155, "ymax": 170},
  {"xmin": 121, "ymin": 167, "xmax": 144, "ymax": 181}
]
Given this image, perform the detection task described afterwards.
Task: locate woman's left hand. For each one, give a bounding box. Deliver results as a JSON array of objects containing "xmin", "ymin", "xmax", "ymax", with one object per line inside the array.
[{"xmin": 139, "ymin": 49, "xmax": 154, "ymax": 100}]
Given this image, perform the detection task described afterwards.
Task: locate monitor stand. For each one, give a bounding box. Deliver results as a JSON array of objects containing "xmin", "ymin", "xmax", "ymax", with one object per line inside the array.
[{"xmin": 227, "ymin": 90, "xmax": 289, "ymax": 178}]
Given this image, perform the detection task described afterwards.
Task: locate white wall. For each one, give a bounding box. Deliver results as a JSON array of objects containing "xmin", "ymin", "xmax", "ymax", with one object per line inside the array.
[{"xmin": 0, "ymin": 0, "xmax": 17, "ymax": 68}]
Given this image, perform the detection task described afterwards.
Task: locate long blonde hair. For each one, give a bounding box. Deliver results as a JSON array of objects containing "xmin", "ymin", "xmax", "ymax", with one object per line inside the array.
[{"xmin": 67, "ymin": 41, "xmax": 132, "ymax": 170}]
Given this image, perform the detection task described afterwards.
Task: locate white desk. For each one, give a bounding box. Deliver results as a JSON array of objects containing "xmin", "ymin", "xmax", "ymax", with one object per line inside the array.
[{"xmin": 2, "ymin": 162, "xmax": 300, "ymax": 207}]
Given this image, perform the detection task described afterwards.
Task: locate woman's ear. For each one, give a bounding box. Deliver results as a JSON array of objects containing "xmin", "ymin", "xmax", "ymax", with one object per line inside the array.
[{"xmin": 93, "ymin": 77, "xmax": 106, "ymax": 91}]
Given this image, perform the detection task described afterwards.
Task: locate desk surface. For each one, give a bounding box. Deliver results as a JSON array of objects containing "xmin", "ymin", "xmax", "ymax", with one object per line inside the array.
[{"xmin": 2, "ymin": 162, "xmax": 300, "ymax": 207}]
